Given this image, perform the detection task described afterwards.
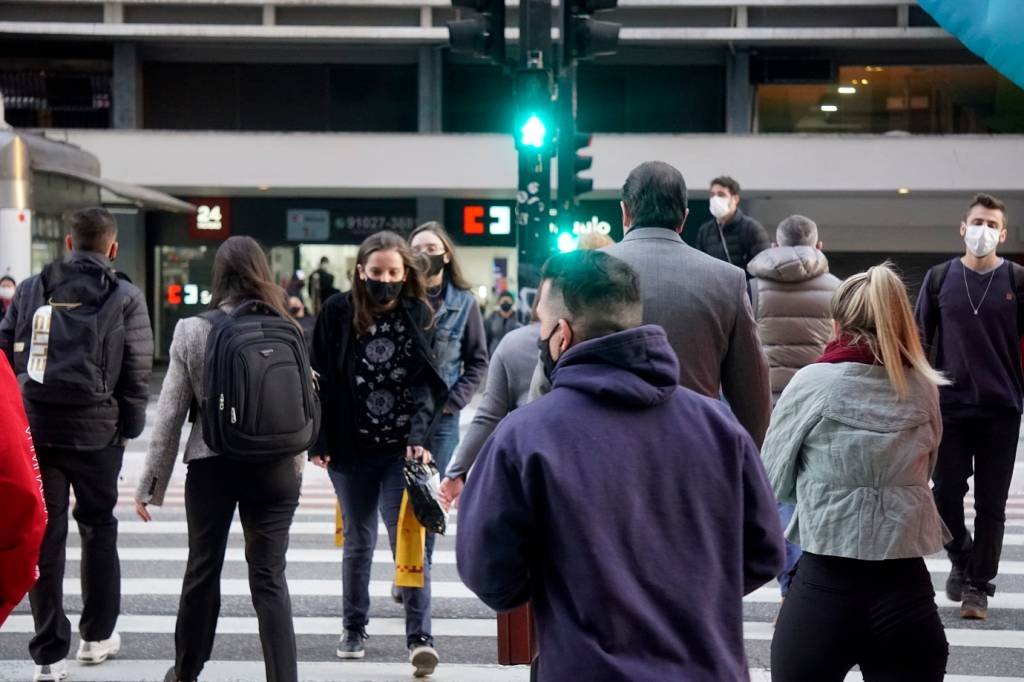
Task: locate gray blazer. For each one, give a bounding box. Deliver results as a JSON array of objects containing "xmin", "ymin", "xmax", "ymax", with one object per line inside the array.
[{"xmin": 605, "ymin": 227, "xmax": 771, "ymax": 445}]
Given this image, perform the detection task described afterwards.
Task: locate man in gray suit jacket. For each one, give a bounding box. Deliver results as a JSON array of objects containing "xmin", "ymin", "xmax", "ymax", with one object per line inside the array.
[{"xmin": 604, "ymin": 161, "xmax": 771, "ymax": 445}]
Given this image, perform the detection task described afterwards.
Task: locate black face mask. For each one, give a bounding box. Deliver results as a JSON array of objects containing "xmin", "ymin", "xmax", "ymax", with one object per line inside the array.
[
  {"xmin": 365, "ymin": 279, "xmax": 403, "ymax": 306},
  {"xmin": 537, "ymin": 324, "xmax": 569, "ymax": 380},
  {"xmin": 424, "ymin": 254, "xmax": 447, "ymax": 278},
  {"xmin": 499, "ymin": 301, "xmax": 514, "ymax": 312}
]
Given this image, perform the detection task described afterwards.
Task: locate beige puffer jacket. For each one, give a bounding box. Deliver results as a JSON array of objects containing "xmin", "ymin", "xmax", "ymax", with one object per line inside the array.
[{"xmin": 747, "ymin": 246, "xmax": 841, "ymax": 400}]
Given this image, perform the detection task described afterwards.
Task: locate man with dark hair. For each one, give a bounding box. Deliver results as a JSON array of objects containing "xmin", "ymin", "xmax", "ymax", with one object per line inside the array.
[
  {"xmin": 915, "ymin": 191, "xmax": 1021, "ymax": 621},
  {"xmin": 457, "ymin": 249, "xmax": 783, "ymax": 681},
  {"xmin": 309, "ymin": 256, "xmax": 335, "ymax": 314},
  {"xmin": 605, "ymin": 161, "xmax": 771, "ymax": 445},
  {"xmin": 695, "ymin": 175, "xmax": 770, "ymax": 275},
  {"xmin": 0, "ymin": 206, "xmax": 153, "ymax": 681}
]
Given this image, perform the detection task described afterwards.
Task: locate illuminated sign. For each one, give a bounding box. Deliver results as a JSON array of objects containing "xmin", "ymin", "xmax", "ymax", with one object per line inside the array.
[
  {"xmin": 166, "ymin": 283, "xmax": 212, "ymax": 307},
  {"xmin": 573, "ymin": 216, "xmax": 612, "ymax": 235},
  {"xmin": 461, "ymin": 204, "xmax": 513, "ymax": 237},
  {"xmin": 189, "ymin": 198, "xmax": 232, "ymax": 240}
]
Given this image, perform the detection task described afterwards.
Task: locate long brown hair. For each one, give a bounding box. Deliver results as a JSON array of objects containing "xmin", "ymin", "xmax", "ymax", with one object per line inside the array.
[
  {"xmin": 409, "ymin": 221, "xmax": 471, "ymax": 291},
  {"xmin": 209, "ymin": 236, "xmax": 294, "ymax": 325},
  {"xmin": 830, "ymin": 262, "xmax": 948, "ymax": 399},
  {"xmin": 352, "ymin": 231, "xmax": 431, "ymax": 336}
]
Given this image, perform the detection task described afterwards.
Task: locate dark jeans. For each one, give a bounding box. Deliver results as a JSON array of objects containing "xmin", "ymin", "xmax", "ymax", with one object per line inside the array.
[
  {"xmin": 427, "ymin": 413, "xmax": 460, "ymax": 483},
  {"xmin": 932, "ymin": 410, "xmax": 1020, "ymax": 589},
  {"xmin": 329, "ymin": 455, "xmax": 432, "ymax": 645},
  {"xmin": 174, "ymin": 456, "xmax": 300, "ymax": 682},
  {"xmin": 776, "ymin": 502, "xmax": 801, "ymax": 596},
  {"xmin": 29, "ymin": 444, "xmax": 124, "ymax": 665},
  {"xmin": 771, "ymin": 553, "xmax": 947, "ymax": 682}
]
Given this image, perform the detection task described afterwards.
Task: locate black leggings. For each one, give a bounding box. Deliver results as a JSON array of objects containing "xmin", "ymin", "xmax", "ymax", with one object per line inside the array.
[{"xmin": 771, "ymin": 552, "xmax": 948, "ymax": 682}]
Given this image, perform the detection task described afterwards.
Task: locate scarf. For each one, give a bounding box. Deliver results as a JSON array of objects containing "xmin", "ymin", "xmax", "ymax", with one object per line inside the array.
[{"xmin": 817, "ymin": 335, "xmax": 882, "ymax": 366}]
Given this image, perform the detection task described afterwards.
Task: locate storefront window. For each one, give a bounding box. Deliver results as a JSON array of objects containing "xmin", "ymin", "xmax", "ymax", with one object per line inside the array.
[
  {"xmin": 756, "ymin": 64, "xmax": 1024, "ymax": 134},
  {"xmin": 155, "ymin": 245, "xmax": 215, "ymax": 356}
]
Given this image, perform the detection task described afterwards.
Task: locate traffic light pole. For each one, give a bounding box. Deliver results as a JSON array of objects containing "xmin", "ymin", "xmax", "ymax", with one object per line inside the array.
[
  {"xmin": 515, "ymin": 0, "xmax": 553, "ymax": 291},
  {"xmin": 556, "ymin": 64, "xmax": 578, "ymax": 234}
]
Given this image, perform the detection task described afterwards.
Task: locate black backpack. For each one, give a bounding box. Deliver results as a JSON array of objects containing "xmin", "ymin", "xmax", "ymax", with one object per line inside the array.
[
  {"xmin": 199, "ymin": 300, "xmax": 320, "ymax": 461},
  {"xmin": 20, "ymin": 261, "xmax": 126, "ymax": 405}
]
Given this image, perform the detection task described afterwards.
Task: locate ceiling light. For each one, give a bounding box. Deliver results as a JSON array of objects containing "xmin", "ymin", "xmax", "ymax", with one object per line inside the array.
[
  {"xmin": 861, "ymin": 79, "xmax": 869, "ymax": 85},
  {"xmin": 897, "ymin": 188, "xmax": 911, "ymax": 195},
  {"xmin": 838, "ymin": 86, "xmax": 857, "ymax": 94},
  {"xmin": 820, "ymin": 105, "xmax": 838, "ymax": 113},
  {"xmin": 258, "ymin": 185, "xmax": 270, "ymax": 191}
]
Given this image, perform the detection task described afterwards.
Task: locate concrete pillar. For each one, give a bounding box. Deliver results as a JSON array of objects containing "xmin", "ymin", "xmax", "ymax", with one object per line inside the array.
[
  {"xmin": 418, "ymin": 45, "xmax": 443, "ymax": 133},
  {"xmin": 725, "ymin": 49, "xmax": 753, "ymax": 134},
  {"xmin": 113, "ymin": 42, "xmax": 141, "ymax": 129}
]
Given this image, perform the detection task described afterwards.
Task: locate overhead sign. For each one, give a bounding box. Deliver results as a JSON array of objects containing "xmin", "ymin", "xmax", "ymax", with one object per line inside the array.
[
  {"xmin": 287, "ymin": 209, "xmax": 330, "ymax": 242},
  {"xmin": 189, "ymin": 198, "xmax": 232, "ymax": 240},
  {"xmin": 445, "ymin": 201, "xmax": 517, "ymax": 247}
]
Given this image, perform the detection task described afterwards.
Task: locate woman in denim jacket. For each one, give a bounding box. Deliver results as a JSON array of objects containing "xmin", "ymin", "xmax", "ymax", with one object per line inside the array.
[
  {"xmin": 408, "ymin": 223, "xmax": 488, "ymax": 476},
  {"xmin": 762, "ymin": 263, "xmax": 951, "ymax": 682}
]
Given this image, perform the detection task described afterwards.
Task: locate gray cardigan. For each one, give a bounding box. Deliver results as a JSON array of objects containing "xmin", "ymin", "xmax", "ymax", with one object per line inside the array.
[
  {"xmin": 604, "ymin": 228, "xmax": 771, "ymax": 445},
  {"xmin": 135, "ymin": 315, "xmax": 303, "ymax": 506},
  {"xmin": 445, "ymin": 323, "xmax": 539, "ymax": 480},
  {"xmin": 761, "ymin": 362, "xmax": 951, "ymax": 560}
]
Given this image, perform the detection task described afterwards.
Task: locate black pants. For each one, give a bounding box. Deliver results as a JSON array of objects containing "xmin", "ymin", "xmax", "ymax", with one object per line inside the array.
[
  {"xmin": 932, "ymin": 410, "xmax": 1020, "ymax": 589},
  {"xmin": 771, "ymin": 553, "xmax": 947, "ymax": 682},
  {"xmin": 29, "ymin": 444, "xmax": 124, "ymax": 665},
  {"xmin": 174, "ymin": 456, "xmax": 301, "ymax": 682}
]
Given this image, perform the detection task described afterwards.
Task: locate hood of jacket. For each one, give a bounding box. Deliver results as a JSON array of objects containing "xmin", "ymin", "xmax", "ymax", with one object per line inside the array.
[
  {"xmin": 551, "ymin": 325, "xmax": 679, "ymax": 408},
  {"xmin": 747, "ymin": 245, "xmax": 829, "ymax": 283}
]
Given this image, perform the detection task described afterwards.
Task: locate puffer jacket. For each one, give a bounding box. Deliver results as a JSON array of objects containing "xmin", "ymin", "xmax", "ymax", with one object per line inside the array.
[
  {"xmin": 0, "ymin": 252, "xmax": 153, "ymax": 450},
  {"xmin": 762, "ymin": 362, "xmax": 951, "ymax": 560},
  {"xmin": 747, "ymin": 246, "xmax": 841, "ymax": 401}
]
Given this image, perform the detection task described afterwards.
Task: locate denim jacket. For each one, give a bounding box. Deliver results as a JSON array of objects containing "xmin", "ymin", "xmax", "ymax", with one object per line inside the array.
[{"xmin": 429, "ymin": 283, "xmax": 488, "ymax": 411}]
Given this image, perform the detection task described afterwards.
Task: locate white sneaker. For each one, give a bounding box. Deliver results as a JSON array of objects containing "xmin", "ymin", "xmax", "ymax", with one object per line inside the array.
[
  {"xmin": 409, "ymin": 641, "xmax": 438, "ymax": 678},
  {"xmin": 76, "ymin": 631, "xmax": 121, "ymax": 664},
  {"xmin": 33, "ymin": 660, "xmax": 68, "ymax": 681}
]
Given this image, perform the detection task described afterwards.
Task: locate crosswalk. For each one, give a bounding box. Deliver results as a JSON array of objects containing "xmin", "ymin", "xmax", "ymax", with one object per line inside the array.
[{"xmin": 2, "ymin": 402, "xmax": 1024, "ymax": 681}]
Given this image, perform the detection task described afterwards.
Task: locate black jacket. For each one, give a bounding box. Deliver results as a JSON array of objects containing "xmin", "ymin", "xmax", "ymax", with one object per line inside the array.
[
  {"xmin": 309, "ymin": 293, "xmax": 448, "ymax": 469},
  {"xmin": 695, "ymin": 209, "xmax": 770, "ymax": 276},
  {"xmin": 0, "ymin": 252, "xmax": 154, "ymax": 450}
]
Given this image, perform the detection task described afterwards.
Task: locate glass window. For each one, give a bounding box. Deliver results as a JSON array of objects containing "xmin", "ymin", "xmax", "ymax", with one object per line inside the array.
[
  {"xmin": 756, "ymin": 64, "xmax": 1024, "ymax": 134},
  {"xmin": 0, "ymin": 68, "xmax": 112, "ymax": 128}
]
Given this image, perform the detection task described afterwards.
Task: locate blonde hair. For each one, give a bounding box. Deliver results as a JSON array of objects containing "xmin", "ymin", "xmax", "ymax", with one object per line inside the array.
[
  {"xmin": 830, "ymin": 262, "xmax": 948, "ymax": 399},
  {"xmin": 578, "ymin": 232, "xmax": 615, "ymax": 250}
]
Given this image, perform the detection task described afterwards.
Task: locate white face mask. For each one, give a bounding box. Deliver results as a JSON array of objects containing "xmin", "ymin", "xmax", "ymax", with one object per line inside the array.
[
  {"xmin": 964, "ymin": 223, "xmax": 1001, "ymax": 258},
  {"xmin": 0, "ymin": 286, "xmax": 13, "ymax": 300},
  {"xmin": 709, "ymin": 195, "xmax": 732, "ymax": 220}
]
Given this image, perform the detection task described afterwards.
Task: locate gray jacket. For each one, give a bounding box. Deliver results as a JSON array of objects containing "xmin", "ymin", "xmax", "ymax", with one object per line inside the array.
[
  {"xmin": 605, "ymin": 228, "xmax": 771, "ymax": 445},
  {"xmin": 446, "ymin": 323, "xmax": 539, "ymax": 480},
  {"xmin": 747, "ymin": 246, "xmax": 841, "ymax": 401},
  {"xmin": 761, "ymin": 362, "xmax": 951, "ymax": 560}
]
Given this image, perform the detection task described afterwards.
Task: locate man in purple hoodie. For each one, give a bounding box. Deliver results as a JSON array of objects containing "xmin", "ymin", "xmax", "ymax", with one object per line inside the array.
[{"xmin": 456, "ymin": 250, "xmax": 784, "ymax": 681}]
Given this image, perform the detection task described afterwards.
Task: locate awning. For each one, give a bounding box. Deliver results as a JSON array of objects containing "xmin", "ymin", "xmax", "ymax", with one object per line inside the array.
[{"xmin": 32, "ymin": 164, "xmax": 196, "ymax": 214}]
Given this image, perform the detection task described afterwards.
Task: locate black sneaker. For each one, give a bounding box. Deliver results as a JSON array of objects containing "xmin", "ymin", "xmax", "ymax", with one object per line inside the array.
[
  {"xmin": 336, "ymin": 628, "xmax": 368, "ymax": 659},
  {"xmin": 945, "ymin": 565, "xmax": 965, "ymax": 602},
  {"xmin": 961, "ymin": 585, "xmax": 988, "ymax": 620},
  {"xmin": 408, "ymin": 635, "xmax": 438, "ymax": 678}
]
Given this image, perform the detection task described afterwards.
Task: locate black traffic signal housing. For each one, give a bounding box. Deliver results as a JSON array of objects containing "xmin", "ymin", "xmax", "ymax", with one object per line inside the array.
[
  {"xmin": 448, "ymin": 0, "xmax": 507, "ymax": 67},
  {"xmin": 561, "ymin": 0, "xmax": 621, "ymax": 70},
  {"xmin": 514, "ymin": 67, "xmax": 555, "ymax": 156},
  {"xmin": 558, "ymin": 124, "xmax": 593, "ymax": 203}
]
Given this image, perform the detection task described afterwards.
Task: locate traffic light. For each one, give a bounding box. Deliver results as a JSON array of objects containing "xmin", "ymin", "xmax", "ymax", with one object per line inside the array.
[
  {"xmin": 561, "ymin": 1, "xmax": 621, "ymax": 70},
  {"xmin": 558, "ymin": 126, "xmax": 593, "ymax": 201},
  {"xmin": 514, "ymin": 68, "xmax": 554, "ymax": 155},
  {"xmin": 448, "ymin": 1, "xmax": 506, "ymax": 66}
]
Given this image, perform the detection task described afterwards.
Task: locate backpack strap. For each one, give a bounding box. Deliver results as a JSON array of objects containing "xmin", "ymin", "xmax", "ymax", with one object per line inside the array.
[
  {"xmin": 924, "ymin": 260, "xmax": 951, "ymax": 365},
  {"xmin": 1009, "ymin": 261, "xmax": 1024, "ymax": 337},
  {"xmin": 188, "ymin": 309, "xmax": 225, "ymax": 423}
]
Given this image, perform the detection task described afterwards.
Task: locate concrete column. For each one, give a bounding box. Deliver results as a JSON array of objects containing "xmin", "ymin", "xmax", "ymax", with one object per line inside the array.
[
  {"xmin": 112, "ymin": 42, "xmax": 141, "ymax": 129},
  {"xmin": 725, "ymin": 49, "xmax": 753, "ymax": 133},
  {"xmin": 418, "ymin": 45, "xmax": 443, "ymax": 133}
]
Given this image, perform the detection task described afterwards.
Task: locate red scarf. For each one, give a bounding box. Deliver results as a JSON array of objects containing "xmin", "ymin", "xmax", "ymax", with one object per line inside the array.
[{"xmin": 817, "ymin": 335, "xmax": 882, "ymax": 366}]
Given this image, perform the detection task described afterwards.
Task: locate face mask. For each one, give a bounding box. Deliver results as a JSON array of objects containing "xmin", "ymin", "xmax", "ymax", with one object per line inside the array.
[
  {"xmin": 289, "ymin": 306, "xmax": 303, "ymax": 316},
  {"xmin": 709, "ymin": 195, "xmax": 732, "ymax": 220},
  {"xmin": 0, "ymin": 286, "xmax": 13, "ymax": 300},
  {"xmin": 964, "ymin": 223, "xmax": 1000, "ymax": 258},
  {"xmin": 499, "ymin": 301, "xmax": 514, "ymax": 312},
  {"xmin": 537, "ymin": 323, "xmax": 571, "ymax": 380},
  {"xmin": 424, "ymin": 254, "xmax": 446, "ymax": 278},
  {"xmin": 365, "ymin": 279, "xmax": 403, "ymax": 306}
]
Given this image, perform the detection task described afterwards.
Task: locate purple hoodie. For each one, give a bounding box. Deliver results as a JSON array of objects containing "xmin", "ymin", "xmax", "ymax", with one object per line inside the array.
[{"xmin": 456, "ymin": 325, "xmax": 784, "ymax": 681}]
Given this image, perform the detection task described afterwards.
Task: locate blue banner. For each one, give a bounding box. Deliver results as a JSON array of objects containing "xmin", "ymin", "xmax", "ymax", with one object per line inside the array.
[{"xmin": 917, "ymin": 0, "xmax": 1024, "ymax": 89}]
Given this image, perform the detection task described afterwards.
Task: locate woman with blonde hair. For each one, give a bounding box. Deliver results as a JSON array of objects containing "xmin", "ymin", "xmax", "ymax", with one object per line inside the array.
[{"xmin": 763, "ymin": 262, "xmax": 950, "ymax": 682}]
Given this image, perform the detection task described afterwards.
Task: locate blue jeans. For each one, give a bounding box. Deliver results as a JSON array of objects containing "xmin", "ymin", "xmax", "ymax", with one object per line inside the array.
[
  {"xmin": 427, "ymin": 413, "xmax": 461, "ymax": 478},
  {"xmin": 778, "ymin": 502, "xmax": 802, "ymax": 596},
  {"xmin": 328, "ymin": 456, "xmax": 431, "ymax": 645}
]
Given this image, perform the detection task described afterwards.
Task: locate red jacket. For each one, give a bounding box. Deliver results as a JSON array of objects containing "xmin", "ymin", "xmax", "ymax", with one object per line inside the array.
[{"xmin": 0, "ymin": 353, "xmax": 46, "ymax": 626}]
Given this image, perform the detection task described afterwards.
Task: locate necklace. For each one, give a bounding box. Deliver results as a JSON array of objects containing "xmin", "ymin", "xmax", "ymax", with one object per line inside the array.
[{"xmin": 963, "ymin": 262, "xmax": 997, "ymax": 316}]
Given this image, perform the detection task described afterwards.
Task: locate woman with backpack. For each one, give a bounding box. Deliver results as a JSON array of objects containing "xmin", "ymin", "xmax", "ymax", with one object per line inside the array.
[
  {"xmin": 762, "ymin": 263, "xmax": 950, "ymax": 682},
  {"xmin": 309, "ymin": 231, "xmax": 447, "ymax": 677},
  {"xmin": 135, "ymin": 236, "xmax": 306, "ymax": 682},
  {"xmin": 408, "ymin": 222, "xmax": 488, "ymax": 477}
]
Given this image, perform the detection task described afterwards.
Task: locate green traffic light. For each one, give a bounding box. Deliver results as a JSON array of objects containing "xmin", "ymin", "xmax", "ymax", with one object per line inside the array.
[
  {"xmin": 557, "ymin": 232, "xmax": 578, "ymax": 253},
  {"xmin": 519, "ymin": 114, "xmax": 548, "ymax": 149}
]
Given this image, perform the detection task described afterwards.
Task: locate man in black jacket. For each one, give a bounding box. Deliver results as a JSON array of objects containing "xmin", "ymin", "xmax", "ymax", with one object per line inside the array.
[
  {"xmin": 694, "ymin": 175, "xmax": 770, "ymax": 276},
  {"xmin": 0, "ymin": 207, "xmax": 153, "ymax": 682}
]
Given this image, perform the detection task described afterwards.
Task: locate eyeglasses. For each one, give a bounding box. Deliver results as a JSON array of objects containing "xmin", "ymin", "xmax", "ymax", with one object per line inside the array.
[{"xmin": 413, "ymin": 245, "xmax": 447, "ymax": 256}]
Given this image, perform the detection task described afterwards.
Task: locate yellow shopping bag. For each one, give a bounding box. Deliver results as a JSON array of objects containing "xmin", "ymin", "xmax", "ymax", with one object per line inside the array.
[
  {"xmin": 335, "ymin": 501, "xmax": 344, "ymax": 548},
  {"xmin": 395, "ymin": 490, "xmax": 426, "ymax": 588}
]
